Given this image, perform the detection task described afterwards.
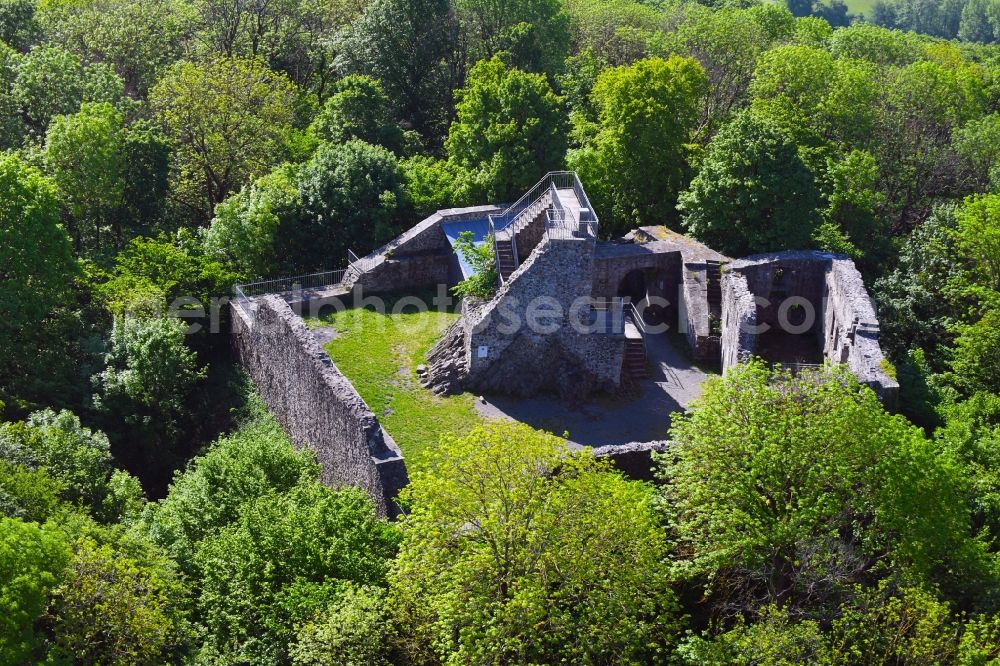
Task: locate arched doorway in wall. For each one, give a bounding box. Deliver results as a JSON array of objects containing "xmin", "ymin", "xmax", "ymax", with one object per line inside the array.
[{"xmin": 617, "ymin": 269, "xmax": 647, "ymax": 304}]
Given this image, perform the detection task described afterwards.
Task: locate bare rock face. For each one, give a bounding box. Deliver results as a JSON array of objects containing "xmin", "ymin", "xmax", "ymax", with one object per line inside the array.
[{"xmin": 422, "ymin": 319, "xmax": 468, "ymax": 395}]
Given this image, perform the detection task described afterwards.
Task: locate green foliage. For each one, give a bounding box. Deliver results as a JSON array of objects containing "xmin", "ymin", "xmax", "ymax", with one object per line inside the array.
[
  {"xmin": 0, "ymin": 460, "xmax": 64, "ymax": 522},
  {"xmin": 204, "ymin": 165, "xmax": 301, "ymax": 280},
  {"xmin": 391, "ymin": 422, "xmax": 680, "ymax": 664},
  {"xmin": 36, "ymin": 0, "xmax": 189, "ymax": 96},
  {"xmin": 297, "ymin": 138, "xmax": 406, "ymax": 270},
  {"xmin": 953, "ymin": 194, "xmax": 1000, "ymax": 293},
  {"xmin": 400, "ymin": 155, "xmax": 461, "ymax": 216},
  {"xmin": 194, "ymin": 483, "xmax": 400, "ymax": 665},
  {"xmin": 0, "ymin": 153, "xmax": 77, "ymax": 407},
  {"xmin": 679, "ymin": 110, "xmax": 821, "ymax": 256},
  {"xmin": 93, "ymin": 315, "xmax": 207, "ymax": 448},
  {"xmin": 12, "ymin": 44, "xmax": 124, "ymax": 138},
  {"xmin": 44, "ymin": 101, "xmax": 125, "ymax": 255},
  {"xmin": 955, "ymin": 113, "xmax": 1000, "ymax": 193},
  {"xmin": 569, "ymin": 55, "xmax": 707, "ymax": 236},
  {"xmin": 97, "ymin": 232, "xmax": 236, "ymax": 318},
  {"xmin": 150, "ymin": 56, "xmax": 298, "ymax": 222},
  {"xmin": 662, "ymin": 363, "xmax": 987, "ymax": 616},
  {"xmin": 0, "ymin": 517, "xmax": 71, "ymax": 664},
  {"xmin": 46, "ymin": 537, "xmax": 186, "ymax": 665},
  {"xmin": 446, "ymin": 55, "xmax": 568, "ymax": 203},
  {"xmin": 949, "ymin": 309, "xmax": 1000, "ymax": 397},
  {"xmin": 143, "ymin": 402, "xmax": 319, "ymax": 572},
  {"xmin": 291, "ymin": 585, "xmax": 396, "ymax": 666},
  {"xmin": 335, "ymin": 0, "xmax": 454, "ymax": 140},
  {"xmin": 935, "ymin": 393, "xmax": 1000, "ymax": 552},
  {"xmin": 455, "ymin": 0, "xmax": 571, "ymax": 74},
  {"xmin": 0, "ymin": 0, "xmax": 39, "ymax": 50},
  {"xmin": 309, "ymin": 74, "xmax": 404, "ymax": 153},
  {"xmin": 0, "ymin": 408, "xmax": 142, "ymax": 522},
  {"xmin": 451, "ymin": 230, "xmax": 498, "ymax": 299}
]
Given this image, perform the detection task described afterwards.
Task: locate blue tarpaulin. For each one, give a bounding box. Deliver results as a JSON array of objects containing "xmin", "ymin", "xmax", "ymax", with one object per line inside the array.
[{"xmin": 442, "ymin": 218, "xmax": 491, "ymax": 279}]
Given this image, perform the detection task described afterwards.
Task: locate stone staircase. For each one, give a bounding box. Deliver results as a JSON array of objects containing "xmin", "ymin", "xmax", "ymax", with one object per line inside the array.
[{"xmin": 624, "ymin": 337, "xmax": 648, "ymax": 379}]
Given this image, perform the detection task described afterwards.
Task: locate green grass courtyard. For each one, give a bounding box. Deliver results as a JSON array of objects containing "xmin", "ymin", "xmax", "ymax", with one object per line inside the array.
[{"xmin": 308, "ymin": 301, "xmax": 487, "ymax": 471}]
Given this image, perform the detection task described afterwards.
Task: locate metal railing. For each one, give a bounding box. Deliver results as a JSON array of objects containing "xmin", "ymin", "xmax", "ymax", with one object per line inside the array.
[
  {"xmin": 587, "ymin": 297, "xmax": 626, "ymax": 335},
  {"xmin": 627, "ymin": 300, "xmax": 648, "ymax": 353},
  {"xmin": 347, "ymin": 248, "xmax": 378, "ymax": 274},
  {"xmin": 545, "ymin": 208, "xmax": 594, "ymax": 240},
  {"xmin": 233, "ymin": 268, "xmax": 348, "ymax": 315}
]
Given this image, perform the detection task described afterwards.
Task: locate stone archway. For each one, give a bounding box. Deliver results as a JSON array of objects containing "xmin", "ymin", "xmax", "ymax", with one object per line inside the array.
[{"xmin": 617, "ymin": 269, "xmax": 647, "ymax": 304}]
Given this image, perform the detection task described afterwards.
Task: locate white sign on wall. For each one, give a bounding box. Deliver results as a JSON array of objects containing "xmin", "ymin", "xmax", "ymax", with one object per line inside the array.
[{"xmin": 477, "ymin": 345, "xmax": 489, "ymax": 358}]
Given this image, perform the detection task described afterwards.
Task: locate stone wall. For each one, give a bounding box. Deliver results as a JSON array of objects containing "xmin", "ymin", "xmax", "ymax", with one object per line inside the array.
[
  {"xmin": 822, "ymin": 259, "xmax": 900, "ymax": 404},
  {"xmin": 344, "ymin": 205, "xmax": 502, "ymax": 294},
  {"xmin": 465, "ymin": 235, "xmax": 625, "ymax": 398},
  {"xmin": 720, "ymin": 251, "xmax": 899, "ymax": 404},
  {"xmin": 720, "ymin": 270, "xmax": 757, "ymax": 370},
  {"xmin": 231, "ymin": 296, "xmax": 408, "ymax": 516},
  {"xmin": 591, "ymin": 441, "xmax": 670, "ymax": 482}
]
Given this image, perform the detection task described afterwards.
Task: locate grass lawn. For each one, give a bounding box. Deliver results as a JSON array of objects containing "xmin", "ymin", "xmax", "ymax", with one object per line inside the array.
[
  {"xmin": 308, "ymin": 301, "xmax": 486, "ymax": 471},
  {"xmin": 844, "ymin": 0, "xmax": 878, "ymax": 17}
]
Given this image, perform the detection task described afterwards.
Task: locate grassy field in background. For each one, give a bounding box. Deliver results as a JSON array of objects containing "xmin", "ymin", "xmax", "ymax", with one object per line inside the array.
[
  {"xmin": 309, "ymin": 302, "xmax": 485, "ymax": 471},
  {"xmin": 845, "ymin": 0, "xmax": 878, "ymax": 17}
]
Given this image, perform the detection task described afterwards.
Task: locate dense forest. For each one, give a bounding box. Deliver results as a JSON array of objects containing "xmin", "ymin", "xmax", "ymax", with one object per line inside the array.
[{"xmin": 2, "ymin": 0, "xmax": 1000, "ymax": 662}]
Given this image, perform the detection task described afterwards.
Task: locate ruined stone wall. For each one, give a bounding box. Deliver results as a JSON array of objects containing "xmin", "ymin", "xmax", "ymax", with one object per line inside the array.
[
  {"xmin": 720, "ymin": 271, "xmax": 757, "ymax": 371},
  {"xmin": 591, "ymin": 441, "xmax": 670, "ymax": 482},
  {"xmin": 344, "ymin": 205, "xmax": 502, "ymax": 294},
  {"xmin": 231, "ymin": 296, "xmax": 408, "ymax": 516},
  {"xmin": 822, "ymin": 259, "xmax": 900, "ymax": 404},
  {"xmin": 465, "ymin": 236, "xmax": 624, "ymax": 396}
]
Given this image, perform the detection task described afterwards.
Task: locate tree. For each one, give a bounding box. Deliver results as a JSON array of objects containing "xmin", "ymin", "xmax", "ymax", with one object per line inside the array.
[
  {"xmin": 814, "ymin": 150, "xmax": 890, "ymax": 272},
  {"xmin": 46, "ymin": 538, "xmax": 187, "ymax": 665},
  {"xmin": 678, "ymin": 111, "xmax": 821, "ymax": 256},
  {"xmin": 291, "ymin": 585, "xmax": 396, "ymax": 666},
  {"xmin": 0, "ymin": 154, "xmax": 77, "ymax": 408},
  {"xmin": 297, "ymin": 139, "xmax": 406, "ymax": 271},
  {"xmin": 949, "ymin": 309, "xmax": 1000, "ymax": 396},
  {"xmin": 335, "ymin": 0, "xmax": 454, "ymax": 141},
  {"xmin": 92, "ymin": 315, "xmax": 207, "ymax": 451},
  {"xmin": 667, "ymin": 5, "xmax": 794, "ymax": 139},
  {"xmin": 569, "ymin": 55, "xmax": 707, "ymax": 236},
  {"xmin": 873, "ymin": 205, "xmax": 966, "ymax": 366},
  {"xmin": 446, "ymin": 55, "xmax": 568, "ymax": 203},
  {"xmin": 194, "ymin": 483, "xmax": 399, "ymax": 665},
  {"xmin": 98, "ymin": 233, "xmax": 237, "ymax": 321},
  {"xmin": 0, "ymin": 517, "xmax": 71, "ymax": 664},
  {"xmin": 12, "ymin": 44, "xmax": 124, "ymax": 138},
  {"xmin": 454, "ymin": 0, "xmax": 571, "ymax": 75},
  {"xmin": 0, "ymin": 408, "xmax": 143, "ymax": 522},
  {"xmin": 935, "ymin": 393, "xmax": 1000, "ymax": 546},
  {"xmin": 451, "ymin": 230, "xmax": 497, "ymax": 299},
  {"xmin": 150, "ymin": 57, "xmax": 298, "ymax": 223},
  {"xmin": 36, "ymin": 0, "xmax": 188, "ymax": 96},
  {"xmin": 0, "ymin": 461, "xmax": 64, "ymax": 522},
  {"xmin": 143, "ymin": 400, "xmax": 319, "ymax": 572},
  {"xmin": 203, "ymin": 165, "xmax": 301, "ymax": 281},
  {"xmin": 952, "ymin": 194, "xmax": 1000, "ymax": 293},
  {"xmin": 44, "ymin": 102, "xmax": 125, "ymax": 256},
  {"xmin": 661, "ymin": 363, "xmax": 987, "ymax": 619},
  {"xmin": 391, "ymin": 422, "xmax": 680, "ymax": 664},
  {"xmin": 309, "ymin": 74, "xmax": 404, "ymax": 152},
  {"xmin": 0, "ymin": 0, "xmax": 39, "ymax": 50}
]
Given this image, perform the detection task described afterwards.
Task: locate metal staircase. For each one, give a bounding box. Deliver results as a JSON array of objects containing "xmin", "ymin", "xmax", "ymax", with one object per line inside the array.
[{"xmin": 488, "ymin": 172, "xmax": 598, "ymax": 284}]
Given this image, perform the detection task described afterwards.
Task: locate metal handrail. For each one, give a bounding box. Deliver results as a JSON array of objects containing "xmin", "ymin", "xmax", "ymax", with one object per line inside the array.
[{"xmin": 234, "ymin": 268, "xmax": 348, "ymax": 299}]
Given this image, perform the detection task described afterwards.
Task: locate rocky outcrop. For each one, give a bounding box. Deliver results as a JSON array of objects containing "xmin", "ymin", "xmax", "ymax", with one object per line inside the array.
[{"xmin": 421, "ymin": 317, "xmax": 468, "ymax": 395}]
